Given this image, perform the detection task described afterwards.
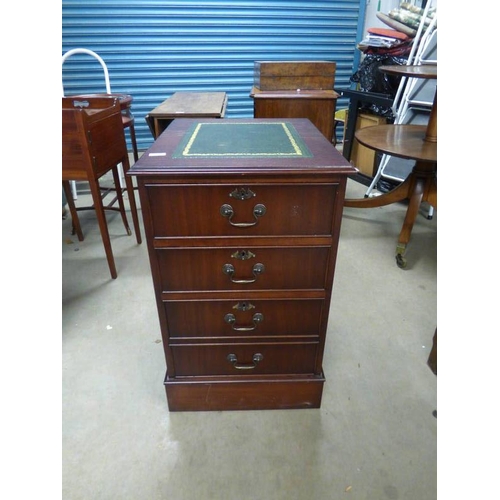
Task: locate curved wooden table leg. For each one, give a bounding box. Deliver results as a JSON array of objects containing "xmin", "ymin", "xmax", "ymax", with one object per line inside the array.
[
  {"xmin": 395, "ymin": 176, "xmax": 425, "ymax": 268},
  {"xmin": 399, "ymin": 176, "xmax": 425, "ymax": 248},
  {"xmin": 344, "ymin": 159, "xmax": 436, "ymax": 268},
  {"xmin": 423, "ymin": 175, "xmax": 437, "ymax": 209},
  {"xmin": 344, "ymin": 175, "xmax": 413, "ymax": 208}
]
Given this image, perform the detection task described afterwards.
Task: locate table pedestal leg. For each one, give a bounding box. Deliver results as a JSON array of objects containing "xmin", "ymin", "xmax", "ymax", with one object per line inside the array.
[
  {"xmin": 344, "ymin": 161, "xmax": 437, "ymax": 267},
  {"xmin": 396, "ymin": 176, "xmax": 425, "ymax": 268},
  {"xmin": 345, "ymin": 175, "xmax": 413, "ymax": 209}
]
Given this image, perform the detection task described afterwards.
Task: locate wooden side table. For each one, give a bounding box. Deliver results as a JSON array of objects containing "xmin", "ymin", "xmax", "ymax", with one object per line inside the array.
[
  {"xmin": 250, "ymin": 87, "xmax": 339, "ymax": 142},
  {"xmin": 62, "ymin": 97, "xmax": 142, "ymax": 279},
  {"xmin": 145, "ymin": 92, "xmax": 228, "ymax": 139},
  {"xmin": 344, "ymin": 65, "xmax": 437, "ymax": 268}
]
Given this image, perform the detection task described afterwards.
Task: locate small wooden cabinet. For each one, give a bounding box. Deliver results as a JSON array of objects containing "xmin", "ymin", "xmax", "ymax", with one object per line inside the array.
[
  {"xmin": 129, "ymin": 118, "xmax": 356, "ymax": 411},
  {"xmin": 251, "ymin": 60, "xmax": 338, "ymax": 142},
  {"xmin": 250, "ymin": 87, "xmax": 339, "ymax": 142}
]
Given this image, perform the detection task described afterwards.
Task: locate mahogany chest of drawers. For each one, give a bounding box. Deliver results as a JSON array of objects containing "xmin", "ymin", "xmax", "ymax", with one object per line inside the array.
[{"xmin": 128, "ymin": 118, "xmax": 356, "ymax": 411}]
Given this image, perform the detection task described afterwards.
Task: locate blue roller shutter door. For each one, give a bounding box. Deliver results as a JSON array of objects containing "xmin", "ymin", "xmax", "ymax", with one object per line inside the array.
[{"xmin": 62, "ymin": 0, "xmax": 365, "ymax": 152}]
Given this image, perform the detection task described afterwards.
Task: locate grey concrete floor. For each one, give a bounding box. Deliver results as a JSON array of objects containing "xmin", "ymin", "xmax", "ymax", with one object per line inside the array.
[{"xmin": 62, "ymin": 172, "xmax": 437, "ymax": 500}]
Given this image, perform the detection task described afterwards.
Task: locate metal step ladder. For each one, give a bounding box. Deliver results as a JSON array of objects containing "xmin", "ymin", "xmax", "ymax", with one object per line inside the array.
[{"xmin": 364, "ymin": 3, "xmax": 437, "ymax": 219}]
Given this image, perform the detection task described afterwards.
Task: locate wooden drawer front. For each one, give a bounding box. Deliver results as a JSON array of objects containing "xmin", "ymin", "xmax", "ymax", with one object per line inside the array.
[
  {"xmin": 146, "ymin": 184, "xmax": 336, "ymax": 237},
  {"xmin": 157, "ymin": 247, "xmax": 329, "ymax": 291},
  {"xmin": 172, "ymin": 343, "xmax": 318, "ymax": 376},
  {"xmin": 165, "ymin": 299, "xmax": 323, "ymax": 338}
]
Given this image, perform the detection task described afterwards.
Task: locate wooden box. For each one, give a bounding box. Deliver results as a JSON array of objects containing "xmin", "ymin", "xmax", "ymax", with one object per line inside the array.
[
  {"xmin": 254, "ymin": 61, "xmax": 336, "ymax": 91},
  {"xmin": 347, "ymin": 112, "xmax": 387, "ymax": 177}
]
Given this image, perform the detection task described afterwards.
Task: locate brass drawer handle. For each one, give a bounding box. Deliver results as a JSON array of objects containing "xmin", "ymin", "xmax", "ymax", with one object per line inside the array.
[
  {"xmin": 220, "ymin": 203, "xmax": 266, "ymax": 228},
  {"xmin": 227, "ymin": 353, "xmax": 263, "ymax": 370},
  {"xmin": 224, "ymin": 312, "xmax": 264, "ymax": 331},
  {"xmin": 222, "ymin": 263, "xmax": 265, "ymax": 284}
]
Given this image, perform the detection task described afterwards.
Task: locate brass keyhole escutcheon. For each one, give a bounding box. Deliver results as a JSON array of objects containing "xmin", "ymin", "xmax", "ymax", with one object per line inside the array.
[
  {"xmin": 231, "ymin": 249, "xmax": 256, "ymax": 261},
  {"xmin": 232, "ymin": 301, "xmax": 255, "ymax": 311},
  {"xmin": 229, "ymin": 187, "xmax": 256, "ymax": 200}
]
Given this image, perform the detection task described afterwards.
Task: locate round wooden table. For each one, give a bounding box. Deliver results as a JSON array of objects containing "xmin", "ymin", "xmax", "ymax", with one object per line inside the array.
[{"xmin": 344, "ymin": 64, "xmax": 437, "ymax": 268}]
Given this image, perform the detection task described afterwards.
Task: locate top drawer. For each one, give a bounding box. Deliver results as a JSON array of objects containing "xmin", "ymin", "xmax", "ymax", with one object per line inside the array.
[{"xmin": 145, "ymin": 183, "xmax": 337, "ymax": 237}]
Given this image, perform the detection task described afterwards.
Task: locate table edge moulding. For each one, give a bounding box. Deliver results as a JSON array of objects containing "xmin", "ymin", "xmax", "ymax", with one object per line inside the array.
[{"xmin": 128, "ymin": 118, "xmax": 356, "ymax": 411}]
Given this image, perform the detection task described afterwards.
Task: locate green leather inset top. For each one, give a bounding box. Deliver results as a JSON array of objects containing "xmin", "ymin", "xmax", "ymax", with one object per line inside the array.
[{"xmin": 172, "ymin": 121, "xmax": 313, "ymax": 159}]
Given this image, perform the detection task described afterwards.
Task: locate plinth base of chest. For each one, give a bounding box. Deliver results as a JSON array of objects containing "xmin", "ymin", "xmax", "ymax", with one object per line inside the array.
[{"xmin": 164, "ymin": 373, "xmax": 325, "ymax": 411}]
